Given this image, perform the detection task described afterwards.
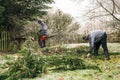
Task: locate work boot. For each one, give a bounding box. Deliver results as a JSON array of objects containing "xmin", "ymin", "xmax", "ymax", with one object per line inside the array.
[{"xmin": 105, "ymin": 57, "xmax": 110, "ymax": 60}]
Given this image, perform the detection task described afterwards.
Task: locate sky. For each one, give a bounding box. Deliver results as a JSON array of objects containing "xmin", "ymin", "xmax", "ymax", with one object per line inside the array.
[
  {"xmin": 50, "ymin": 0, "xmax": 120, "ymax": 34},
  {"xmin": 52, "ymin": 0, "xmax": 80, "ymax": 17},
  {"xmin": 52, "ymin": 0, "xmax": 91, "ymax": 25}
]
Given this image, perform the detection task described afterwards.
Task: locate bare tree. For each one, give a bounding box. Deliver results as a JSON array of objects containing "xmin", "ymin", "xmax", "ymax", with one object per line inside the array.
[
  {"xmin": 43, "ymin": 10, "xmax": 80, "ymax": 34},
  {"xmin": 42, "ymin": 10, "xmax": 80, "ymax": 44},
  {"xmin": 96, "ymin": 0, "xmax": 120, "ymax": 41},
  {"xmin": 84, "ymin": 0, "xmax": 120, "ymax": 30},
  {"xmin": 96, "ymin": 0, "xmax": 120, "ymax": 22}
]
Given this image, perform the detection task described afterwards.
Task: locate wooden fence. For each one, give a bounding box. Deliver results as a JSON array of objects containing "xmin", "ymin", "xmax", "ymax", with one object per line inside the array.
[{"xmin": 0, "ymin": 31, "xmax": 10, "ymax": 52}]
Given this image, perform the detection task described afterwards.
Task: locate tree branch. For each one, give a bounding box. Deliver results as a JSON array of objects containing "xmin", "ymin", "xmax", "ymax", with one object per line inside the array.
[
  {"xmin": 89, "ymin": 14, "xmax": 111, "ymax": 20},
  {"xmin": 114, "ymin": 0, "xmax": 120, "ymax": 9},
  {"xmin": 96, "ymin": 0, "xmax": 120, "ymax": 22},
  {"xmin": 111, "ymin": 0, "xmax": 115, "ymax": 14}
]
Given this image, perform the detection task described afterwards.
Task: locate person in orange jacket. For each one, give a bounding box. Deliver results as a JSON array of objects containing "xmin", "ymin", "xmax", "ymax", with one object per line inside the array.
[
  {"xmin": 38, "ymin": 20, "xmax": 48, "ymax": 48},
  {"xmin": 39, "ymin": 35, "xmax": 47, "ymax": 48}
]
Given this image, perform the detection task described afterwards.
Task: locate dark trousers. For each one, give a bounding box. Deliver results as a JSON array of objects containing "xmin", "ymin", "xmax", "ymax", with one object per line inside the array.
[
  {"xmin": 38, "ymin": 39, "xmax": 46, "ymax": 48},
  {"xmin": 94, "ymin": 33, "xmax": 110, "ymax": 59}
]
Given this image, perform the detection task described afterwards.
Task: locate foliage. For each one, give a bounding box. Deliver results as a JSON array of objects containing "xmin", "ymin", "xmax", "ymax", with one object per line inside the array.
[
  {"xmin": 42, "ymin": 10, "xmax": 80, "ymax": 45},
  {"xmin": 42, "ymin": 46, "xmax": 87, "ymax": 70},
  {"xmin": 47, "ymin": 54, "xmax": 86, "ymax": 70},
  {"xmin": 108, "ymin": 19, "xmax": 120, "ymax": 30},
  {"xmin": 41, "ymin": 45, "xmax": 87, "ymax": 54},
  {"xmin": 43, "ymin": 10, "xmax": 80, "ymax": 34},
  {"xmin": 0, "ymin": 43, "xmax": 120, "ymax": 80},
  {"xmin": 37, "ymin": 43, "xmax": 120, "ymax": 80},
  {"xmin": 0, "ymin": 49, "xmax": 47, "ymax": 79},
  {"xmin": 0, "ymin": 45, "xmax": 87, "ymax": 79},
  {"xmin": 0, "ymin": 6, "xmax": 5, "ymax": 30},
  {"xmin": 0, "ymin": 0, "xmax": 54, "ymax": 52},
  {"xmin": 0, "ymin": 0, "xmax": 54, "ymax": 35},
  {"xmin": 107, "ymin": 19, "xmax": 120, "ymax": 42}
]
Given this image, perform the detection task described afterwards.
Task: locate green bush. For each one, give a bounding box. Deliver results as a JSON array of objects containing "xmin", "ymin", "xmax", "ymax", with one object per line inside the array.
[
  {"xmin": 0, "ymin": 46, "xmax": 88, "ymax": 79},
  {"xmin": 41, "ymin": 47, "xmax": 87, "ymax": 70},
  {"xmin": 0, "ymin": 50, "xmax": 47, "ymax": 80},
  {"xmin": 47, "ymin": 54, "xmax": 86, "ymax": 70}
]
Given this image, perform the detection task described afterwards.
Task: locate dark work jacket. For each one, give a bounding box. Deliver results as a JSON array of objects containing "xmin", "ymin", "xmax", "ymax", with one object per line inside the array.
[
  {"xmin": 39, "ymin": 21, "xmax": 47, "ymax": 30},
  {"xmin": 87, "ymin": 30, "xmax": 106, "ymax": 53},
  {"xmin": 38, "ymin": 21, "xmax": 48, "ymax": 36}
]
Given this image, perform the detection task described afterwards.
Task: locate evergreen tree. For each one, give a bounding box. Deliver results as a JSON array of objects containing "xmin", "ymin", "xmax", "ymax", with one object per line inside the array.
[{"xmin": 0, "ymin": 0, "xmax": 54, "ymax": 31}]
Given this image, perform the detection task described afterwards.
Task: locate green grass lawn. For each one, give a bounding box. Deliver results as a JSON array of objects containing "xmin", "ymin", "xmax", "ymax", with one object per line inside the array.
[{"xmin": 0, "ymin": 43, "xmax": 120, "ymax": 80}]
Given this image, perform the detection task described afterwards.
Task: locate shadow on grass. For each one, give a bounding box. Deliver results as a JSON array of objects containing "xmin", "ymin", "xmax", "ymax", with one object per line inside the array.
[
  {"xmin": 90, "ymin": 51, "xmax": 120, "ymax": 61},
  {"xmin": 51, "ymin": 64, "xmax": 102, "ymax": 73},
  {"xmin": 109, "ymin": 52, "xmax": 120, "ymax": 56},
  {"xmin": 85, "ymin": 65, "xmax": 102, "ymax": 72}
]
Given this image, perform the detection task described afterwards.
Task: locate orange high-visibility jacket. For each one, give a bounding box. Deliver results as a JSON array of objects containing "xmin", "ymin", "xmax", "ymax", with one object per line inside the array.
[{"xmin": 40, "ymin": 35, "xmax": 47, "ymax": 40}]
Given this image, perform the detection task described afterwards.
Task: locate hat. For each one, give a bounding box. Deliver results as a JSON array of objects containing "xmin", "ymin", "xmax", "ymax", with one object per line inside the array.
[{"xmin": 38, "ymin": 19, "xmax": 42, "ymax": 23}]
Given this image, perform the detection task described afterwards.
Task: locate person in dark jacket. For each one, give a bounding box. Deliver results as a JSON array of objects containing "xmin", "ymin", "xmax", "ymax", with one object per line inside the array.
[
  {"xmin": 83, "ymin": 30, "xmax": 110, "ymax": 60},
  {"xmin": 38, "ymin": 20, "xmax": 48, "ymax": 48}
]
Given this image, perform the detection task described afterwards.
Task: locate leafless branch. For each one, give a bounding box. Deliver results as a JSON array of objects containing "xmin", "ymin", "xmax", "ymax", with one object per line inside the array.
[
  {"xmin": 85, "ymin": 7, "xmax": 100, "ymax": 15},
  {"xmin": 89, "ymin": 14, "xmax": 111, "ymax": 20},
  {"xmin": 96, "ymin": 0, "xmax": 120, "ymax": 22},
  {"xmin": 112, "ymin": 25, "xmax": 120, "ymax": 30},
  {"xmin": 114, "ymin": 0, "xmax": 120, "ymax": 9},
  {"xmin": 111, "ymin": 0, "xmax": 115, "ymax": 14}
]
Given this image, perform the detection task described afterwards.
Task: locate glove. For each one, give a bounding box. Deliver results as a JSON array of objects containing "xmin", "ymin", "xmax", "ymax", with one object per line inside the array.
[{"xmin": 87, "ymin": 53, "xmax": 91, "ymax": 58}]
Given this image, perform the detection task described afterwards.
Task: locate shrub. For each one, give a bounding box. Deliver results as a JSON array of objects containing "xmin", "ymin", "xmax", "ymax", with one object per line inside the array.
[
  {"xmin": 0, "ymin": 46, "xmax": 88, "ymax": 79},
  {"xmin": 0, "ymin": 50, "xmax": 47, "ymax": 80},
  {"xmin": 47, "ymin": 54, "xmax": 86, "ymax": 70}
]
